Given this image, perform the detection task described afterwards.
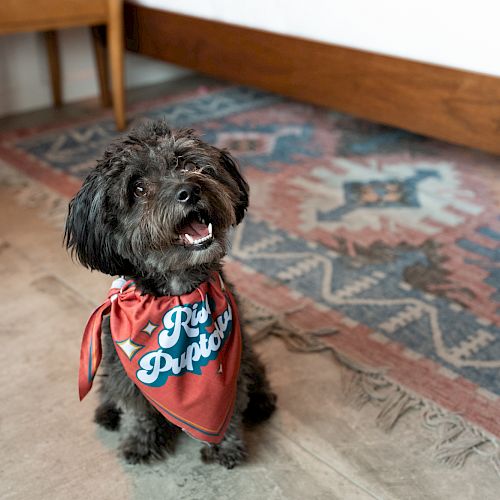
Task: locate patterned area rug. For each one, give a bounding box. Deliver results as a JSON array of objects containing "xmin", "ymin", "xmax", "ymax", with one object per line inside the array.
[{"xmin": 1, "ymin": 85, "xmax": 499, "ymax": 472}]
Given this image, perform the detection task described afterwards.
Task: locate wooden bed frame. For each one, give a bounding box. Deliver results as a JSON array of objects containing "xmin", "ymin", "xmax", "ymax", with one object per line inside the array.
[{"xmin": 124, "ymin": 3, "xmax": 500, "ymax": 156}]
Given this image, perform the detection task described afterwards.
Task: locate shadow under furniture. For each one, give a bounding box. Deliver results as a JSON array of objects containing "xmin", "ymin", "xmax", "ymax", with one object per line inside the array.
[{"xmin": 0, "ymin": 0, "xmax": 126, "ymax": 130}]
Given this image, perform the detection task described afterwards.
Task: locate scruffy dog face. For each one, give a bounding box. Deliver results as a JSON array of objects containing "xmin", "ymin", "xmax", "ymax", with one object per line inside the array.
[{"xmin": 65, "ymin": 121, "xmax": 248, "ymax": 284}]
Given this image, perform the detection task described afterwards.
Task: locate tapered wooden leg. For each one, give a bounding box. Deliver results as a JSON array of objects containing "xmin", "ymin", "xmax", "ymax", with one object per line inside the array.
[
  {"xmin": 91, "ymin": 25, "xmax": 112, "ymax": 108},
  {"xmin": 107, "ymin": 0, "xmax": 126, "ymax": 130},
  {"xmin": 44, "ymin": 30, "xmax": 62, "ymax": 108}
]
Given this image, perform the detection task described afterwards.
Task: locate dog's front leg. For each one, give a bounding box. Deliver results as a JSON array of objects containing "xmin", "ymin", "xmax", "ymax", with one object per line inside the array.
[
  {"xmin": 97, "ymin": 317, "xmax": 180, "ymax": 464},
  {"xmin": 95, "ymin": 400, "xmax": 122, "ymax": 431},
  {"xmin": 119, "ymin": 402, "xmax": 180, "ymax": 464},
  {"xmin": 200, "ymin": 409, "xmax": 248, "ymax": 469},
  {"xmin": 200, "ymin": 363, "xmax": 250, "ymax": 469}
]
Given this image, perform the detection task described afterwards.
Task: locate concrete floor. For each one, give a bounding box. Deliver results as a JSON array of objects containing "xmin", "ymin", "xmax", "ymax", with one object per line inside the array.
[{"xmin": 1, "ymin": 77, "xmax": 499, "ymax": 499}]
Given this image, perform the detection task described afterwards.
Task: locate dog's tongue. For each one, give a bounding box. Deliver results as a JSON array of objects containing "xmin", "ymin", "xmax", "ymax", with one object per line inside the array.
[{"xmin": 182, "ymin": 221, "xmax": 209, "ymax": 238}]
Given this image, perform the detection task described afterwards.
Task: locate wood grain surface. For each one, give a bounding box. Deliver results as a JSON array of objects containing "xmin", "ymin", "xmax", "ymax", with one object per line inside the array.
[
  {"xmin": 0, "ymin": 0, "xmax": 108, "ymax": 33},
  {"xmin": 124, "ymin": 3, "xmax": 500, "ymax": 155}
]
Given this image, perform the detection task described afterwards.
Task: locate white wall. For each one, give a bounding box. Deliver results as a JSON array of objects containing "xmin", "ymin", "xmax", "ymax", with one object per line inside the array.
[{"xmin": 0, "ymin": 27, "xmax": 191, "ymax": 117}]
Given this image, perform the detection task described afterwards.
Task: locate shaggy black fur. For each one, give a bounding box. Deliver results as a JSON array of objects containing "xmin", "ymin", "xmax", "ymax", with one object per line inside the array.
[{"xmin": 65, "ymin": 121, "xmax": 276, "ymax": 468}]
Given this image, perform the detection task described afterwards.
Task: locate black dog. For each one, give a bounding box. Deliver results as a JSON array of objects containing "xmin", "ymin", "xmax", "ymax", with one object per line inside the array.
[{"xmin": 65, "ymin": 121, "xmax": 276, "ymax": 468}]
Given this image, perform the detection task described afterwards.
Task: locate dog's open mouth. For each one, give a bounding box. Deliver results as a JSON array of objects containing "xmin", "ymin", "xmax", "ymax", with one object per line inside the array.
[{"xmin": 177, "ymin": 211, "xmax": 213, "ymax": 249}]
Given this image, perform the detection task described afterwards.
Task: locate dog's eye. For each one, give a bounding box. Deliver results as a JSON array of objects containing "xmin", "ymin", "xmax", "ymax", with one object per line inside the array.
[
  {"xmin": 180, "ymin": 162, "xmax": 198, "ymax": 173},
  {"xmin": 133, "ymin": 181, "xmax": 146, "ymax": 198}
]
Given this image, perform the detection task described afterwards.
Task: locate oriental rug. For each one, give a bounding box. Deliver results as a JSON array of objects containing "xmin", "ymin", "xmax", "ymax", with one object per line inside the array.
[{"xmin": 1, "ymin": 84, "xmax": 499, "ymax": 473}]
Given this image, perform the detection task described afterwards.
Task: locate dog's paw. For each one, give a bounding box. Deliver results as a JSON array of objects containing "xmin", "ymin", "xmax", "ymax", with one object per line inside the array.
[
  {"xmin": 94, "ymin": 402, "xmax": 122, "ymax": 431},
  {"xmin": 200, "ymin": 443, "xmax": 248, "ymax": 469},
  {"xmin": 120, "ymin": 438, "xmax": 166, "ymax": 465},
  {"xmin": 243, "ymin": 391, "xmax": 277, "ymax": 426},
  {"xmin": 121, "ymin": 447, "xmax": 151, "ymax": 465}
]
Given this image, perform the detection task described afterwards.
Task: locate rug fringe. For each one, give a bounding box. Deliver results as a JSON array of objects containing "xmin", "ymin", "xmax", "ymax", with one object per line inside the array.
[
  {"xmin": 422, "ymin": 407, "xmax": 500, "ymax": 472},
  {"xmin": 0, "ymin": 162, "xmax": 67, "ymax": 229},
  {"xmin": 247, "ymin": 305, "xmax": 500, "ymax": 477}
]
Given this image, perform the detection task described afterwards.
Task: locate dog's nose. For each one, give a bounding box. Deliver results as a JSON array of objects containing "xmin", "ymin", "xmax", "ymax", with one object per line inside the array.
[{"xmin": 176, "ymin": 183, "xmax": 201, "ymax": 204}]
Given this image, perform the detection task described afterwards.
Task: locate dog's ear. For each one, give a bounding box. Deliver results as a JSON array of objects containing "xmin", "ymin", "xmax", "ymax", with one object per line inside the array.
[
  {"xmin": 64, "ymin": 173, "xmax": 131, "ymax": 276},
  {"xmin": 219, "ymin": 150, "xmax": 249, "ymax": 224}
]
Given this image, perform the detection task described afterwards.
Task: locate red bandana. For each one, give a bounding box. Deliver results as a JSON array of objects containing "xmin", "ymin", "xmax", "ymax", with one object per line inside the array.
[{"xmin": 79, "ymin": 273, "xmax": 241, "ymax": 444}]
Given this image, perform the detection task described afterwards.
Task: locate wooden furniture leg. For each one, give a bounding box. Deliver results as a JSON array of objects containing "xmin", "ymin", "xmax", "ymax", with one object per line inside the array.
[
  {"xmin": 44, "ymin": 30, "xmax": 62, "ymax": 108},
  {"xmin": 107, "ymin": 0, "xmax": 125, "ymax": 130},
  {"xmin": 91, "ymin": 25, "xmax": 112, "ymax": 107},
  {"xmin": 1, "ymin": 0, "xmax": 126, "ymax": 128}
]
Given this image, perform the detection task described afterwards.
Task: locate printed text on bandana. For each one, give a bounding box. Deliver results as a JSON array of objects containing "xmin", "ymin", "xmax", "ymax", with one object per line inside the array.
[{"xmin": 136, "ymin": 295, "xmax": 232, "ymax": 386}]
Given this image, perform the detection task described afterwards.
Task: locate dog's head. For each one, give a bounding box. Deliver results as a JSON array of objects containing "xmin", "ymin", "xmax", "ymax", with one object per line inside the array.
[{"xmin": 64, "ymin": 121, "xmax": 248, "ymax": 279}]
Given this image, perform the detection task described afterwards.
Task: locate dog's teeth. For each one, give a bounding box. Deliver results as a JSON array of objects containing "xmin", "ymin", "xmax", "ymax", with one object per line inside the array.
[
  {"xmin": 185, "ymin": 234, "xmax": 194, "ymax": 244},
  {"xmin": 208, "ymin": 223, "xmax": 212, "ymax": 236}
]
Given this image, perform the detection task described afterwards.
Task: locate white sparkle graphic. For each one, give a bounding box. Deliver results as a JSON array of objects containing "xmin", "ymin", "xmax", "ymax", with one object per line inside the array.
[
  {"xmin": 116, "ymin": 338, "xmax": 143, "ymax": 360},
  {"xmin": 141, "ymin": 321, "xmax": 158, "ymax": 336}
]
